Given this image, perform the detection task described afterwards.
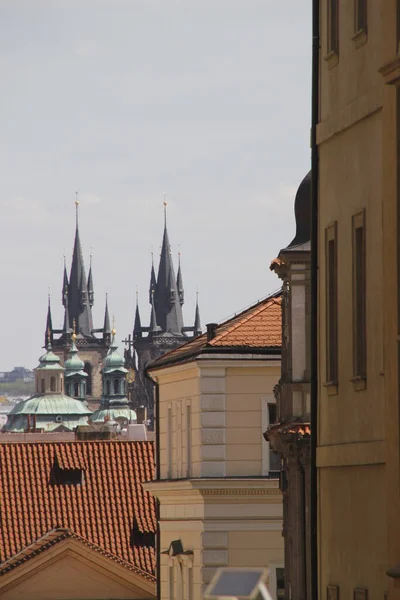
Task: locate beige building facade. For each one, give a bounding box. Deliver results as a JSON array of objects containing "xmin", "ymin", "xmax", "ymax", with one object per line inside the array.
[
  {"xmin": 145, "ymin": 296, "xmax": 285, "ymax": 600},
  {"xmin": 316, "ymin": 0, "xmax": 400, "ymax": 598}
]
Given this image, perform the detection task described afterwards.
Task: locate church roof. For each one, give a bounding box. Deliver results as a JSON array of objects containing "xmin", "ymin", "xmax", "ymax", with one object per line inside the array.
[
  {"xmin": 147, "ymin": 291, "xmax": 282, "ymax": 372},
  {"xmin": 0, "ymin": 440, "xmax": 156, "ymax": 580},
  {"xmin": 6, "ymin": 395, "xmax": 92, "ymax": 416}
]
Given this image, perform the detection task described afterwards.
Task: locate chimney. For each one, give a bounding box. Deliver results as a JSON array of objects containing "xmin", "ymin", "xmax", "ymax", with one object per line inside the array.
[
  {"xmin": 136, "ymin": 405, "xmax": 147, "ymax": 425},
  {"xmin": 206, "ymin": 323, "xmax": 218, "ymax": 342}
]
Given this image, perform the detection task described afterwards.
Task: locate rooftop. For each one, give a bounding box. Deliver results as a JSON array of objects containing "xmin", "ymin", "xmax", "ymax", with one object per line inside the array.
[
  {"xmin": 147, "ymin": 291, "xmax": 282, "ymax": 372},
  {"xmin": 0, "ymin": 440, "xmax": 156, "ymax": 581}
]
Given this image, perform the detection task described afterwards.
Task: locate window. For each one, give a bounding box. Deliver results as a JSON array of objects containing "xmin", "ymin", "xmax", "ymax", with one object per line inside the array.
[
  {"xmin": 41, "ymin": 378, "xmax": 45, "ymax": 393},
  {"xmin": 355, "ymin": 0, "xmax": 367, "ymax": 33},
  {"xmin": 50, "ymin": 376, "xmax": 56, "ymax": 392},
  {"xmin": 328, "ymin": 0, "xmax": 339, "ymax": 53},
  {"xmin": 268, "ymin": 404, "xmax": 281, "ymax": 473},
  {"xmin": 113, "ymin": 378, "xmax": 120, "ymax": 394},
  {"xmin": 326, "ymin": 223, "xmax": 338, "ymax": 384},
  {"xmin": 53, "ymin": 468, "xmax": 83, "ymax": 485},
  {"xmin": 269, "ymin": 565, "xmax": 285, "ymax": 600},
  {"xmin": 167, "ymin": 406, "xmax": 173, "ymax": 479},
  {"xmin": 84, "ymin": 362, "xmax": 92, "ymax": 395},
  {"xmin": 74, "ymin": 382, "xmax": 79, "ymax": 397},
  {"xmin": 186, "ymin": 404, "xmax": 192, "ymax": 478},
  {"xmin": 169, "ymin": 563, "xmax": 174, "ymax": 600},
  {"xmin": 106, "ymin": 380, "xmax": 111, "ymax": 396},
  {"xmin": 352, "ymin": 211, "xmax": 366, "ymax": 381}
]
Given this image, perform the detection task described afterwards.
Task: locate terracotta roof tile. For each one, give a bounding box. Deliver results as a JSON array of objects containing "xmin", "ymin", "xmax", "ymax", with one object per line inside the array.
[
  {"xmin": 147, "ymin": 291, "xmax": 282, "ymax": 372},
  {"xmin": 0, "ymin": 441, "xmax": 156, "ymax": 580}
]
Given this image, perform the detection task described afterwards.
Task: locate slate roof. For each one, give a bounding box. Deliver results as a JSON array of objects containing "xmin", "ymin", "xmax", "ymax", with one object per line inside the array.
[
  {"xmin": 0, "ymin": 440, "xmax": 156, "ymax": 580},
  {"xmin": 147, "ymin": 291, "xmax": 282, "ymax": 372}
]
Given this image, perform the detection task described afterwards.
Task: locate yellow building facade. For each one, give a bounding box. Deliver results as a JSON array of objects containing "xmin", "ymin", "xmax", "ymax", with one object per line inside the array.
[
  {"xmin": 316, "ymin": 0, "xmax": 400, "ymax": 598},
  {"xmin": 145, "ymin": 296, "xmax": 285, "ymax": 600}
]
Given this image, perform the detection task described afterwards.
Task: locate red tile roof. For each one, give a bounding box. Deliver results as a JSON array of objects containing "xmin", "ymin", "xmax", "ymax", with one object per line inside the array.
[
  {"xmin": 148, "ymin": 292, "xmax": 282, "ymax": 372},
  {"xmin": 0, "ymin": 441, "xmax": 156, "ymax": 580}
]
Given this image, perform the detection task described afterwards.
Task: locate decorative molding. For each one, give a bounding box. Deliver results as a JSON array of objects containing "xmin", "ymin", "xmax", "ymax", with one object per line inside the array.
[{"xmin": 201, "ymin": 488, "xmax": 281, "ymax": 496}]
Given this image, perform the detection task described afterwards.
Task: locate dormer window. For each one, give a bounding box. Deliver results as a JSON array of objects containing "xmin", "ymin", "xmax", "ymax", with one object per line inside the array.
[{"xmin": 54, "ymin": 467, "xmax": 84, "ymax": 485}]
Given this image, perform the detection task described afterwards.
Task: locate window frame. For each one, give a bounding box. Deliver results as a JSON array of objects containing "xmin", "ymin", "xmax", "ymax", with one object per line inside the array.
[
  {"xmin": 354, "ymin": 0, "xmax": 367, "ymax": 35},
  {"xmin": 325, "ymin": 222, "xmax": 338, "ymax": 390},
  {"xmin": 352, "ymin": 210, "xmax": 367, "ymax": 388},
  {"xmin": 327, "ymin": 0, "xmax": 339, "ymax": 55}
]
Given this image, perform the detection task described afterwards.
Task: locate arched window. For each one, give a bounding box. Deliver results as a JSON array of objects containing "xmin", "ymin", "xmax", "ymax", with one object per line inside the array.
[
  {"xmin": 106, "ymin": 380, "xmax": 111, "ymax": 396},
  {"xmin": 50, "ymin": 376, "xmax": 56, "ymax": 392},
  {"xmin": 41, "ymin": 379, "xmax": 45, "ymax": 393},
  {"xmin": 74, "ymin": 382, "xmax": 79, "ymax": 397},
  {"xmin": 84, "ymin": 363, "xmax": 92, "ymax": 396},
  {"xmin": 113, "ymin": 379, "xmax": 120, "ymax": 394},
  {"xmin": 67, "ymin": 384, "xmax": 71, "ymax": 397}
]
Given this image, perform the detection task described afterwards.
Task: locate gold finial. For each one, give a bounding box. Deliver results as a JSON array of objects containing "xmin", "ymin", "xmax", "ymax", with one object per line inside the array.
[
  {"xmin": 163, "ymin": 194, "xmax": 167, "ymax": 226},
  {"xmin": 112, "ymin": 315, "xmax": 116, "ymax": 336},
  {"xmin": 72, "ymin": 319, "xmax": 77, "ymax": 342},
  {"xmin": 75, "ymin": 191, "xmax": 79, "ymax": 207}
]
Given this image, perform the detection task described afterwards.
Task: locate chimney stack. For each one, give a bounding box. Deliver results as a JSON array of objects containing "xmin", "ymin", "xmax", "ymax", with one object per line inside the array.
[{"xmin": 206, "ymin": 323, "xmax": 218, "ymax": 342}]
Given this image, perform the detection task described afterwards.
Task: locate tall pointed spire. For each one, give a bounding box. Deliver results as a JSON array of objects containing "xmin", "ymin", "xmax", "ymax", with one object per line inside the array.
[
  {"xmin": 68, "ymin": 197, "xmax": 93, "ymax": 336},
  {"xmin": 149, "ymin": 253, "xmax": 157, "ymax": 304},
  {"xmin": 45, "ymin": 294, "xmax": 54, "ymax": 347},
  {"xmin": 134, "ymin": 289, "xmax": 142, "ymax": 337},
  {"xmin": 194, "ymin": 290, "xmax": 201, "ymax": 336},
  {"xmin": 154, "ymin": 198, "xmax": 184, "ymax": 334},
  {"xmin": 176, "ymin": 250, "xmax": 184, "ymax": 306},
  {"xmin": 103, "ymin": 294, "xmax": 111, "ymax": 339},
  {"xmin": 149, "ymin": 290, "xmax": 158, "ymax": 333},
  {"xmin": 63, "ymin": 289, "xmax": 70, "ymax": 334},
  {"xmin": 62, "ymin": 255, "xmax": 69, "ymax": 308},
  {"xmin": 87, "ymin": 252, "xmax": 94, "ymax": 307}
]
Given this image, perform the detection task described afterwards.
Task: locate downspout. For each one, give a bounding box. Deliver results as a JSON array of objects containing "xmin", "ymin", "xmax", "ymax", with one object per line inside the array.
[
  {"xmin": 146, "ymin": 370, "xmax": 161, "ymax": 600},
  {"xmin": 310, "ymin": 0, "xmax": 320, "ymax": 599}
]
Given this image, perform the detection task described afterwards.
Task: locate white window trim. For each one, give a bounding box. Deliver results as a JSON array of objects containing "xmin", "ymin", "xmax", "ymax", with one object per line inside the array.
[{"xmin": 268, "ymin": 562, "xmax": 284, "ymax": 600}]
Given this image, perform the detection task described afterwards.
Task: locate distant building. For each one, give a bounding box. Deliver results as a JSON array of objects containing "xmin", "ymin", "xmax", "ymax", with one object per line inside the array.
[
  {"xmin": 3, "ymin": 339, "xmax": 92, "ymax": 433},
  {"xmin": 126, "ymin": 205, "xmax": 201, "ymax": 414},
  {"xmin": 45, "ymin": 202, "xmax": 112, "ymax": 405},
  {"xmin": 0, "ymin": 366, "xmax": 34, "ymax": 383},
  {"xmin": 145, "ymin": 293, "xmax": 284, "ymax": 600},
  {"xmin": 0, "ymin": 440, "xmax": 156, "ymax": 599}
]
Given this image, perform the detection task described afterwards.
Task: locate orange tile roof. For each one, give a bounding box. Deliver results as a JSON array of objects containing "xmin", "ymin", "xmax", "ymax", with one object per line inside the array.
[
  {"xmin": 147, "ymin": 292, "xmax": 282, "ymax": 372},
  {"xmin": 0, "ymin": 441, "xmax": 156, "ymax": 580}
]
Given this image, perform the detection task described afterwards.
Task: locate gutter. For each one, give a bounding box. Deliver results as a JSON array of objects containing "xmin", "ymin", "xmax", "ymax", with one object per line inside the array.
[
  {"xmin": 145, "ymin": 369, "xmax": 161, "ymax": 600},
  {"xmin": 310, "ymin": 0, "xmax": 320, "ymax": 598}
]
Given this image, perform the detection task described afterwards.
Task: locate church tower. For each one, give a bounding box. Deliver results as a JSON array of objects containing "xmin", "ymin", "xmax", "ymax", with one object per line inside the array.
[
  {"xmin": 127, "ymin": 203, "xmax": 202, "ymax": 414},
  {"xmin": 44, "ymin": 200, "xmax": 112, "ymax": 407}
]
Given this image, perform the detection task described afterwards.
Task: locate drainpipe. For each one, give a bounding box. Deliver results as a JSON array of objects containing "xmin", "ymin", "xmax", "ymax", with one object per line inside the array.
[
  {"xmin": 146, "ymin": 370, "xmax": 161, "ymax": 600},
  {"xmin": 310, "ymin": 0, "xmax": 320, "ymax": 599}
]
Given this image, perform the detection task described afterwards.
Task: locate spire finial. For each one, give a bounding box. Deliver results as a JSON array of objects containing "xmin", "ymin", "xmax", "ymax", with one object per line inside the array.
[
  {"xmin": 47, "ymin": 327, "xmax": 51, "ymax": 347},
  {"xmin": 48, "ymin": 288, "xmax": 51, "ymax": 306},
  {"xmin": 72, "ymin": 318, "xmax": 77, "ymax": 341},
  {"xmin": 75, "ymin": 192, "xmax": 79, "ymax": 228},
  {"xmin": 136, "ymin": 286, "xmax": 139, "ymax": 303},
  {"xmin": 163, "ymin": 194, "xmax": 167, "ymax": 227},
  {"xmin": 112, "ymin": 314, "xmax": 116, "ymax": 336},
  {"xmin": 196, "ymin": 286, "xmax": 199, "ymax": 304}
]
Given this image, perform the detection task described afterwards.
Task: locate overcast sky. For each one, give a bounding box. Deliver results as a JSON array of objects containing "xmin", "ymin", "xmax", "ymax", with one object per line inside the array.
[{"xmin": 0, "ymin": 0, "xmax": 311, "ymax": 371}]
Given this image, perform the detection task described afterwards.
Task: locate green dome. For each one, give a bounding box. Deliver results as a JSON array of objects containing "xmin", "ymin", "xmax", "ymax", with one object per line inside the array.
[
  {"xmin": 36, "ymin": 344, "xmax": 63, "ymax": 371},
  {"xmin": 64, "ymin": 340, "xmax": 87, "ymax": 378},
  {"xmin": 103, "ymin": 340, "xmax": 127, "ymax": 373},
  {"xmin": 90, "ymin": 407, "xmax": 137, "ymax": 424}
]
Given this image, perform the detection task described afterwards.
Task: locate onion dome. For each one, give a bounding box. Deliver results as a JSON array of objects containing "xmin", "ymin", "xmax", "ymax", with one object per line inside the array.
[
  {"xmin": 103, "ymin": 332, "xmax": 128, "ymax": 374},
  {"xmin": 64, "ymin": 333, "xmax": 87, "ymax": 379}
]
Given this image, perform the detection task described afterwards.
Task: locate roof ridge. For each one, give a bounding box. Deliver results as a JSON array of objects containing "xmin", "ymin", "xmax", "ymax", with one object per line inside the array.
[{"xmin": 210, "ymin": 297, "xmax": 281, "ymax": 346}]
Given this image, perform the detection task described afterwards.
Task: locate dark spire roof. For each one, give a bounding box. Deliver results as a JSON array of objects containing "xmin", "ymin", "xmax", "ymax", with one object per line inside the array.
[
  {"xmin": 134, "ymin": 291, "xmax": 142, "ymax": 337},
  {"xmin": 103, "ymin": 294, "xmax": 111, "ymax": 337},
  {"xmin": 194, "ymin": 292, "xmax": 201, "ymax": 336},
  {"xmin": 149, "ymin": 254, "xmax": 157, "ymax": 304},
  {"xmin": 87, "ymin": 254, "xmax": 94, "ymax": 307},
  {"xmin": 286, "ymin": 171, "xmax": 311, "ymax": 249},
  {"xmin": 154, "ymin": 205, "xmax": 184, "ymax": 334},
  {"xmin": 149, "ymin": 291, "xmax": 158, "ymax": 333},
  {"xmin": 63, "ymin": 290, "xmax": 70, "ymax": 335},
  {"xmin": 62, "ymin": 256, "xmax": 69, "ymax": 308},
  {"xmin": 176, "ymin": 253, "xmax": 184, "ymax": 306},
  {"xmin": 45, "ymin": 295, "xmax": 53, "ymax": 347},
  {"xmin": 68, "ymin": 201, "xmax": 94, "ymax": 336}
]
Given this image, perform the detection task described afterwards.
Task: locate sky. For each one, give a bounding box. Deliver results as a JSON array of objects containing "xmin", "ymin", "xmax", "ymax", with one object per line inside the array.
[{"xmin": 0, "ymin": 0, "xmax": 311, "ymax": 371}]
